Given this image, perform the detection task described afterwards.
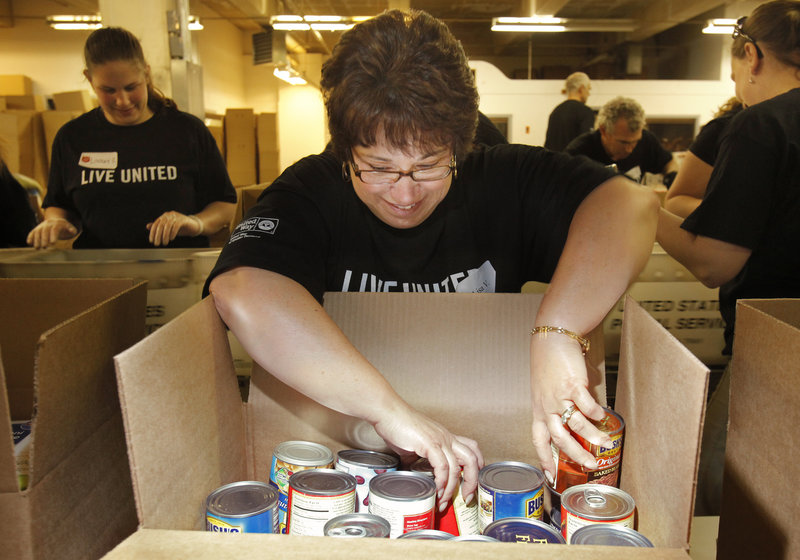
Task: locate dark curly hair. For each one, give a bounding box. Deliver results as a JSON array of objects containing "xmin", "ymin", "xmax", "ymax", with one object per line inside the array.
[{"xmin": 321, "ymin": 10, "xmax": 479, "ymax": 163}]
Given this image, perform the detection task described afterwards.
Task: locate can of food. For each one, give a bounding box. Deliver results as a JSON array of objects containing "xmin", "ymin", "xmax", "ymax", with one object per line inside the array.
[
  {"xmin": 336, "ymin": 449, "xmax": 399, "ymax": 511},
  {"xmin": 543, "ymin": 483, "xmax": 561, "ymax": 530},
  {"xmin": 477, "ymin": 461, "xmax": 545, "ymax": 532},
  {"xmin": 269, "ymin": 440, "xmax": 334, "ymax": 533},
  {"xmin": 287, "ymin": 469, "xmax": 357, "ymax": 536},
  {"xmin": 205, "ymin": 481, "xmax": 279, "ymax": 533},
  {"xmin": 324, "ymin": 512, "xmax": 391, "ymax": 538},
  {"xmin": 396, "ymin": 529, "xmax": 453, "ymax": 540},
  {"xmin": 560, "ymin": 484, "xmax": 635, "ymax": 544},
  {"xmin": 449, "ymin": 534, "xmax": 500, "ymax": 542},
  {"xmin": 571, "ymin": 524, "xmax": 653, "ymax": 547},
  {"xmin": 551, "ymin": 407, "xmax": 625, "ymax": 494},
  {"xmin": 410, "ymin": 457, "xmax": 479, "ymax": 536},
  {"xmin": 368, "ymin": 471, "xmax": 437, "ymax": 538},
  {"xmin": 483, "ymin": 517, "xmax": 566, "ymax": 544}
]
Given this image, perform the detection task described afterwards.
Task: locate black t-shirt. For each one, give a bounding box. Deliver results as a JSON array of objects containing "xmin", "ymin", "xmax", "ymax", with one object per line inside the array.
[
  {"xmin": 565, "ymin": 128, "xmax": 672, "ymax": 181},
  {"xmin": 1, "ymin": 166, "xmax": 37, "ymax": 248},
  {"xmin": 682, "ymin": 88, "xmax": 800, "ymax": 353},
  {"xmin": 43, "ymin": 106, "xmax": 236, "ymax": 248},
  {"xmin": 544, "ymin": 100, "xmax": 595, "ymax": 152},
  {"xmin": 207, "ymin": 144, "xmax": 616, "ymax": 302},
  {"xmin": 689, "ymin": 113, "xmax": 738, "ymax": 166}
]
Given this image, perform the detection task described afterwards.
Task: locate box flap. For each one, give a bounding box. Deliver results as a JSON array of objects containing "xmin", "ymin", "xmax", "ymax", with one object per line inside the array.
[
  {"xmin": 0, "ymin": 278, "xmax": 140, "ymax": 421},
  {"xmin": 114, "ymin": 296, "xmax": 245, "ymax": 530},
  {"xmin": 104, "ymin": 528, "xmax": 692, "ymax": 559},
  {"xmin": 0, "ymin": 348, "xmax": 17, "ymax": 493},
  {"xmin": 248, "ymin": 292, "xmax": 605, "ymax": 481},
  {"xmin": 615, "ymin": 296, "xmax": 709, "ymax": 550},
  {"xmin": 717, "ymin": 299, "xmax": 800, "ymax": 559}
]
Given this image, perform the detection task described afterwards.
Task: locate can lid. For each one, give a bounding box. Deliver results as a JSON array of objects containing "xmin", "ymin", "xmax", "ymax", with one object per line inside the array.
[
  {"xmin": 483, "ymin": 517, "xmax": 566, "ymax": 544},
  {"xmin": 273, "ymin": 440, "xmax": 334, "ymax": 466},
  {"xmin": 570, "ymin": 525, "xmax": 653, "ymax": 547},
  {"xmin": 409, "ymin": 457, "xmax": 435, "ymax": 477},
  {"xmin": 369, "ymin": 471, "xmax": 436, "ymax": 500},
  {"xmin": 337, "ymin": 449, "xmax": 400, "ymax": 469},
  {"xmin": 324, "ymin": 513, "xmax": 391, "ymax": 538},
  {"xmin": 205, "ymin": 481, "xmax": 278, "ymax": 518},
  {"xmin": 396, "ymin": 529, "xmax": 453, "ymax": 540},
  {"xmin": 561, "ymin": 484, "xmax": 635, "ymax": 519},
  {"xmin": 449, "ymin": 535, "xmax": 500, "ymax": 542},
  {"xmin": 478, "ymin": 461, "xmax": 544, "ymax": 493},
  {"xmin": 289, "ymin": 469, "xmax": 356, "ymax": 494}
]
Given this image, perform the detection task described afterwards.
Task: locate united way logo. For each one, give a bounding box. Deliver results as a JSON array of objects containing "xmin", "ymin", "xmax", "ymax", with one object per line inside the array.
[{"xmin": 238, "ymin": 217, "xmax": 279, "ymax": 235}]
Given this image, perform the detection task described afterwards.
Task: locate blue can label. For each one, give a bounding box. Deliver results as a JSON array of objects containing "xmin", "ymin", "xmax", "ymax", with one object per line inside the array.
[
  {"xmin": 205, "ymin": 509, "xmax": 275, "ymax": 533},
  {"xmin": 478, "ymin": 484, "xmax": 544, "ymax": 531}
]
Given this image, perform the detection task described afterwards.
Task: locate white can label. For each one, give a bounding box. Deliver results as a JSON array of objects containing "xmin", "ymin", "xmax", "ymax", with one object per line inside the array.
[
  {"xmin": 287, "ymin": 489, "xmax": 356, "ymax": 536},
  {"xmin": 369, "ymin": 494, "xmax": 435, "ymax": 538}
]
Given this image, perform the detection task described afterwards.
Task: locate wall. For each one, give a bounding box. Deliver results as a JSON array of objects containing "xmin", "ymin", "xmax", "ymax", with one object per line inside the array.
[{"xmin": 471, "ymin": 60, "xmax": 735, "ymax": 147}]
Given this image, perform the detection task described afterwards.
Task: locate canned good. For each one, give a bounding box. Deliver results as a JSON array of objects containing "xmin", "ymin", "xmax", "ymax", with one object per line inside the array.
[
  {"xmin": 269, "ymin": 440, "xmax": 334, "ymax": 533},
  {"xmin": 571, "ymin": 524, "xmax": 654, "ymax": 547},
  {"xmin": 336, "ymin": 449, "xmax": 399, "ymax": 511},
  {"xmin": 396, "ymin": 529, "xmax": 453, "ymax": 540},
  {"xmin": 324, "ymin": 513, "xmax": 391, "ymax": 538},
  {"xmin": 410, "ymin": 457, "xmax": 479, "ymax": 536},
  {"xmin": 368, "ymin": 471, "xmax": 437, "ymax": 538},
  {"xmin": 483, "ymin": 517, "xmax": 566, "ymax": 544},
  {"xmin": 287, "ymin": 469, "xmax": 357, "ymax": 536},
  {"xmin": 477, "ymin": 461, "xmax": 545, "ymax": 531},
  {"xmin": 560, "ymin": 484, "xmax": 635, "ymax": 544},
  {"xmin": 543, "ymin": 483, "xmax": 561, "ymax": 530},
  {"xmin": 551, "ymin": 407, "xmax": 625, "ymax": 494},
  {"xmin": 205, "ymin": 481, "xmax": 279, "ymax": 533},
  {"xmin": 449, "ymin": 534, "xmax": 499, "ymax": 542}
]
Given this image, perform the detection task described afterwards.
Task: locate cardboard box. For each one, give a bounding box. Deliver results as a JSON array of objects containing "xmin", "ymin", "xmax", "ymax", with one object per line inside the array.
[
  {"xmin": 258, "ymin": 149, "xmax": 280, "ymax": 184},
  {"xmin": 224, "ymin": 108, "xmax": 257, "ymax": 186},
  {"xmin": 0, "ymin": 278, "xmax": 147, "ymax": 560},
  {"xmin": 232, "ymin": 183, "xmax": 268, "ymax": 227},
  {"xmin": 0, "ymin": 74, "xmax": 33, "ymax": 96},
  {"xmin": 41, "ymin": 110, "xmax": 81, "ymax": 165},
  {"xmin": 256, "ymin": 112, "xmax": 278, "ymax": 151},
  {"xmin": 0, "ymin": 110, "xmax": 49, "ymax": 188},
  {"xmin": 109, "ymin": 293, "xmax": 708, "ymax": 557},
  {"xmin": 51, "ymin": 90, "xmax": 95, "ymax": 112},
  {"xmin": 206, "ymin": 123, "xmax": 224, "ymax": 158},
  {"xmin": 1, "ymin": 95, "xmax": 47, "ymax": 111},
  {"xmin": 717, "ymin": 299, "xmax": 800, "ymax": 559}
]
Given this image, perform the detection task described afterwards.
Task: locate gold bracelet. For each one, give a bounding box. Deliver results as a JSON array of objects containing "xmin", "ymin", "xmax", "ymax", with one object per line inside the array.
[{"xmin": 530, "ymin": 326, "xmax": 590, "ymax": 356}]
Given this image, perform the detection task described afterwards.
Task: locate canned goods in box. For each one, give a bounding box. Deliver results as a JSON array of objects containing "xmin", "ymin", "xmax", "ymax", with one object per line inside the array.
[
  {"xmin": 571, "ymin": 524, "xmax": 653, "ymax": 547},
  {"xmin": 483, "ymin": 517, "xmax": 565, "ymax": 544},
  {"xmin": 560, "ymin": 484, "xmax": 635, "ymax": 544},
  {"xmin": 324, "ymin": 513, "xmax": 391, "ymax": 538},
  {"xmin": 368, "ymin": 471, "xmax": 436, "ymax": 538},
  {"xmin": 336, "ymin": 449, "xmax": 399, "ymax": 511},
  {"xmin": 287, "ymin": 469, "xmax": 356, "ymax": 536},
  {"xmin": 205, "ymin": 481, "xmax": 279, "ymax": 533},
  {"xmin": 396, "ymin": 529, "xmax": 453, "ymax": 540},
  {"xmin": 551, "ymin": 407, "xmax": 625, "ymax": 494},
  {"xmin": 449, "ymin": 534, "xmax": 499, "ymax": 542},
  {"xmin": 477, "ymin": 461, "xmax": 544, "ymax": 532},
  {"xmin": 410, "ymin": 457, "xmax": 479, "ymax": 536},
  {"xmin": 269, "ymin": 440, "xmax": 334, "ymax": 533}
]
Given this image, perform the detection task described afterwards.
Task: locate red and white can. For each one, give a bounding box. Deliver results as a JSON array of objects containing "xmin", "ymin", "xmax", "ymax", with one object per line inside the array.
[
  {"xmin": 560, "ymin": 483, "xmax": 635, "ymax": 544},
  {"xmin": 335, "ymin": 449, "xmax": 399, "ymax": 511},
  {"xmin": 410, "ymin": 457, "xmax": 479, "ymax": 536},
  {"xmin": 287, "ymin": 469, "xmax": 356, "ymax": 536},
  {"xmin": 368, "ymin": 471, "xmax": 436, "ymax": 538}
]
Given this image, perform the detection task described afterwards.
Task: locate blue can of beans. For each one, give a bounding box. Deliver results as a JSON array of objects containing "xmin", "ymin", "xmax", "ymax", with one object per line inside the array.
[
  {"xmin": 477, "ymin": 461, "xmax": 545, "ymax": 532},
  {"xmin": 205, "ymin": 481, "xmax": 279, "ymax": 533}
]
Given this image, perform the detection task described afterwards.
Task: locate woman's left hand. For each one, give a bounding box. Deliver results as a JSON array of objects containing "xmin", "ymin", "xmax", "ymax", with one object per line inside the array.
[{"xmin": 146, "ymin": 211, "xmax": 201, "ymax": 246}]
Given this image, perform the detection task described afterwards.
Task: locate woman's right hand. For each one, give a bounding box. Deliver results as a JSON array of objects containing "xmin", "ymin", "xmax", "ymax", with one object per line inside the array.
[{"xmin": 27, "ymin": 218, "xmax": 78, "ymax": 249}]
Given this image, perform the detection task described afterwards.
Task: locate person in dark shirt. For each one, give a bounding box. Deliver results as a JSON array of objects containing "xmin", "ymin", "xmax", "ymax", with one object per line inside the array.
[
  {"xmin": 544, "ymin": 72, "xmax": 594, "ymax": 152},
  {"xmin": 1, "ymin": 153, "xmax": 37, "ymax": 248},
  {"xmin": 565, "ymin": 96, "xmax": 679, "ymax": 184}
]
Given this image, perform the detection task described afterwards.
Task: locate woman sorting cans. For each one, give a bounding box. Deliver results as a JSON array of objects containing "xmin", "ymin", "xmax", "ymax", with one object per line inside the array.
[
  {"xmin": 207, "ymin": 10, "xmax": 658, "ymax": 512},
  {"xmin": 28, "ymin": 26, "xmax": 236, "ymax": 249}
]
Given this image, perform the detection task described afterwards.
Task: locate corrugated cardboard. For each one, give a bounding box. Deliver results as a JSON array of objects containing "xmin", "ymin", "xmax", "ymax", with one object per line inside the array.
[
  {"xmin": 41, "ymin": 110, "xmax": 81, "ymax": 165},
  {"xmin": 111, "ymin": 292, "xmax": 708, "ymax": 557},
  {"xmin": 717, "ymin": 299, "xmax": 800, "ymax": 559},
  {"xmin": 233, "ymin": 183, "xmax": 268, "ymax": 227},
  {"xmin": 1, "ymin": 110, "xmax": 49, "ymax": 187},
  {"xmin": 1, "ymin": 95, "xmax": 47, "ymax": 111},
  {"xmin": 224, "ymin": 108, "xmax": 257, "ymax": 186},
  {"xmin": 0, "ymin": 278, "xmax": 147, "ymax": 560},
  {"xmin": 51, "ymin": 90, "xmax": 95, "ymax": 112},
  {"xmin": 0, "ymin": 75, "xmax": 33, "ymax": 96}
]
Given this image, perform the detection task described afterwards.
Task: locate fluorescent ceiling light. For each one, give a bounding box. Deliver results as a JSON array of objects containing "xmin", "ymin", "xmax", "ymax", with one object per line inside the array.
[
  {"xmin": 273, "ymin": 65, "xmax": 307, "ymax": 86},
  {"xmin": 46, "ymin": 15, "xmax": 102, "ymax": 30},
  {"xmin": 270, "ymin": 15, "xmax": 360, "ymax": 32},
  {"xmin": 188, "ymin": 16, "xmax": 203, "ymax": 31},
  {"xmin": 702, "ymin": 18, "xmax": 737, "ymax": 35},
  {"xmin": 491, "ymin": 16, "xmax": 636, "ymax": 33}
]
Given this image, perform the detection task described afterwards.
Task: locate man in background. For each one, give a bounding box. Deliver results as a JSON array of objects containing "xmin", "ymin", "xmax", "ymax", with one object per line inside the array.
[
  {"xmin": 565, "ymin": 96, "xmax": 679, "ymax": 184},
  {"xmin": 544, "ymin": 72, "xmax": 594, "ymax": 152}
]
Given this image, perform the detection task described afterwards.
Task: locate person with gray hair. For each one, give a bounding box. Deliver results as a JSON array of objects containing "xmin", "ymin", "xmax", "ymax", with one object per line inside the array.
[
  {"xmin": 544, "ymin": 72, "xmax": 594, "ymax": 151},
  {"xmin": 566, "ymin": 96, "xmax": 679, "ymax": 184}
]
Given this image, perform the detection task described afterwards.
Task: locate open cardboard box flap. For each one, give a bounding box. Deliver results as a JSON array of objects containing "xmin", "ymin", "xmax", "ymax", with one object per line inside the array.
[
  {"xmin": 0, "ymin": 278, "xmax": 147, "ymax": 560},
  {"xmin": 718, "ymin": 299, "xmax": 800, "ymax": 559},
  {"xmin": 113, "ymin": 292, "xmax": 707, "ymax": 557}
]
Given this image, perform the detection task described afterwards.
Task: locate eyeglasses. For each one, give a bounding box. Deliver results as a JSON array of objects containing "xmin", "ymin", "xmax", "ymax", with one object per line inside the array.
[
  {"xmin": 350, "ymin": 155, "xmax": 457, "ymax": 185},
  {"xmin": 732, "ymin": 16, "xmax": 764, "ymax": 59}
]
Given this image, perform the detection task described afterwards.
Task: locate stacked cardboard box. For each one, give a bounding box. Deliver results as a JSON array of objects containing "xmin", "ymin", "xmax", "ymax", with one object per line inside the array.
[
  {"xmin": 257, "ymin": 112, "xmax": 279, "ymax": 184},
  {"xmin": 224, "ymin": 108, "xmax": 257, "ymax": 186},
  {"xmin": 0, "ymin": 278, "xmax": 147, "ymax": 560},
  {"xmin": 107, "ymin": 293, "xmax": 710, "ymax": 558},
  {"xmin": 51, "ymin": 90, "xmax": 95, "ymax": 112},
  {"xmin": 0, "ymin": 74, "xmax": 33, "ymax": 95}
]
